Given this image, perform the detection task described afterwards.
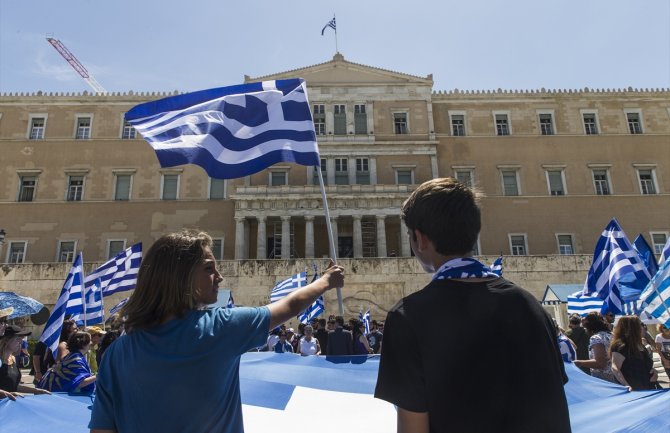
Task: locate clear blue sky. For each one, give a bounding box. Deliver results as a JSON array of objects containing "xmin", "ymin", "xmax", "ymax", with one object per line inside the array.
[{"xmin": 1, "ymin": 0, "xmax": 668, "ymax": 94}]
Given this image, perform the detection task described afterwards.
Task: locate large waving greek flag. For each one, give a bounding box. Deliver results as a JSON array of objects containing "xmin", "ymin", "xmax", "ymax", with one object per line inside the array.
[
  {"xmin": 125, "ymin": 79, "xmax": 320, "ymax": 179},
  {"xmin": 270, "ymin": 271, "xmax": 307, "ymax": 303},
  {"xmin": 583, "ymin": 219, "xmax": 651, "ymax": 314},
  {"xmin": 84, "ymin": 243, "xmax": 142, "ymax": 296},
  {"xmin": 640, "ymin": 257, "xmax": 670, "ymax": 327},
  {"xmin": 39, "ymin": 253, "xmax": 84, "ymax": 355}
]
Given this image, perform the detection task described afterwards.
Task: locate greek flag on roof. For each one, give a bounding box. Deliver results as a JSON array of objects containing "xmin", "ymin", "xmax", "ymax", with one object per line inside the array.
[
  {"xmin": 640, "ymin": 257, "xmax": 670, "ymax": 327},
  {"xmin": 84, "ymin": 243, "xmax": 142, "ymax": 296},
  {"xmin": 567, "ymin": 291, "xmax": 605, "ymax": 316},
  {"xmin": 321, "ymin": 17, "xmax": 336, "ymax": 35},
  {"xmin": 270, "ymin": 271, "xmax": 307, "ymax": 303},
  {"xmin": 660, "ymin": 236, "xmax": 670, "ymax": 266},
  {"xmin": 583, "ymin": 219, "xmax": 651, "ymax": 314},
  {"xmin": 125, "ymin": 79, "xmax": 320, "ymax": 180},
  {"xmin": 40, "ymin": 253, "xmax": 84, "ymax": 355}
]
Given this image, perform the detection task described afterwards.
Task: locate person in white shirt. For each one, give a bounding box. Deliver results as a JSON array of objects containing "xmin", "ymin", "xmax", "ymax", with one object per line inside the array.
[
  {"xmin": 298, "ymin": 325, "xmax": 321, "ymax": 356},
  {"xmin": 655, "ymin": 324, "xmax": 670, "ymax": 379}
]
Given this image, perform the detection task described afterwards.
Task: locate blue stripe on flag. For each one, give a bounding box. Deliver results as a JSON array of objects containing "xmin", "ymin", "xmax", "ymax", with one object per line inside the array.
[
  {"xmin": 567, "ymin": 291, "xmax": 605, "ymax": 316},
  {"xmin": 125, "ymin": 79, "xmax": 320, "ymax": 180}
]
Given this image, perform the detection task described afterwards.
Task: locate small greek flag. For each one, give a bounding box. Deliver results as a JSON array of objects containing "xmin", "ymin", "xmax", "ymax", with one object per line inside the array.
[
  {"xmin": 270, "ymin": 271, "xmax": 307, "ymax": 303},
  {"xmin": 227, "ymin": 292, "xmax": 235, "ymax": 308},
  {"xmin": 567, "ymin": 291, "xmax": 605, "ymax": 316},
  {"xmin": 490, "ymin": 255, "xmax": 503, "ymax": 276},
  {"xmin": 298, "ymin": 265, "xmax": 323, "ymax": 324},
  {"xmin": 85, "ymin": 243, "xmax": 142, "ymax": 296},
  {"xmin": 321, "ymin": 16, "xmax": 336, "ymax": 35},
  {"xmin": 109, "ymin": 297, "xmax": 129, "ymax": 316},
  {"xmin": 360, "ymin": 309, "xmax": 371, "ymax": 335}
]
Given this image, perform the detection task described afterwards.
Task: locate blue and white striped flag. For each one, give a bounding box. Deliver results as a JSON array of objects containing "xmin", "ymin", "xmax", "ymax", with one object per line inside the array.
[
  {"xmin": 583, "ymin": 219, "xmax": 651, "ymax": 314},
  {"xmin": 270, "ymin": 271, "xmax": 307, "ymax": 303},
  {"xmin": 321, "ymin": 16, "xmax": 336, "ymax": 35},
  {"xmin": 490, "ymin": 255, "xmax": 503, "ymax": 276},
  {"xmin": 660, "ymin": 237, "xmax": 670, "ymax": 266},
  {"xmin": 639, "ymin": 257, "xmax": 670, "ymax": 327},
  {"xmin": 71, "ymin": 278, "xmax": 104, "ymax": 326},
  {"xmin": 125, "ymin": 79, "xmax": 320, "ymax": 180},
  {"xmin": 567, "ymin": 291, "xmax": 605, "ymax": 316},
  {"xmin": 633, "ymin": 234, "xmax": 659, "ymax": 278},
  {"xmin": 39, "ymin": 253, "xmax": 84, "ymax": 355},
  {"xmin": 84, "ymin": 243, "xmax": 142, "ymax": 297},
  {"xmin": 298, "ymin": 265, "xmax": 323, "ymax": 324},
  {"xmin": 108, "ymin": 297, "xmax": 129, "ymax": 316},
  {"xmin": 227, "ymin": 292, "xmax": 235, "ymax": 309},
  {"xmin": 360, "ymin": 310, "xmax": 371, "ymax": 335}
]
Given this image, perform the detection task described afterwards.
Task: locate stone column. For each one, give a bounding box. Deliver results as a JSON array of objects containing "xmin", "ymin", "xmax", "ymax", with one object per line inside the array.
[
  {"xmin": 430, "ymin": 155, "xmax": 439, "ymax": 179},
  {"xmin": 400, "ymin": 219, "xmax": 411, "ymax": 257},
  {"xmin": 376, "ymin": 215, "xmax": 387, "ymax": 257},
  {"xmin": 353, "ymin": 215, "xmax": 363, "ymax": 258},
  {"xmin": 281, "ymin": 216, "xmax": 291, "ymax": 259},
  {"xmin": 348, "ymin": 157, "xmax": 357, "ymax": 185},
  {"xmin": 326, "ymin": 158, "xmax": 336, "ymax": 186},
  {"xmin": 256, "ymin": 216, "xmax": 267, "ymax": 260},
  {"xmin": 234, "ymin": 216, "xmax": 246, "ymax": 260},
  {"xmin": 369, "ymin": 157, "xmax": 377, "ymax": 185},
  {"xmin": 305, "ymin": 216, "xmax": 315, "ymax": 258},
  {"xmin": 328, "ymin": 216, "xmax": 339, "ymax": 258}
]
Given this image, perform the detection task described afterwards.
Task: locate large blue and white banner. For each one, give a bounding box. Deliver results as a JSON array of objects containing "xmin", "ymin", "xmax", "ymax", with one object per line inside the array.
[
  {"xmin": 1, "ymin": 353, "xmax": 668, "ymax": 432},
  {"xmin": 126, "ymin": 79, "xmax": 320, "ymax": 179}
]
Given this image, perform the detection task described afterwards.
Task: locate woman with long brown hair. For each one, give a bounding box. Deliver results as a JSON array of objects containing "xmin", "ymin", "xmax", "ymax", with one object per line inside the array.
[
  {"xmin": 610, "ymin": 315, "xmax": 658, "ymax": 391},
  {"xmin": 89, "ymin": 229, "xmax": 344, "ymax": 433}
]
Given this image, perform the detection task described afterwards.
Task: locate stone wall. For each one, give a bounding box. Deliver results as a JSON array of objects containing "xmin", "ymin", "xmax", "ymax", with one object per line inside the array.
[{"xmin": 1, "ymin": 255, "xmax": 591, "ymax": 333}]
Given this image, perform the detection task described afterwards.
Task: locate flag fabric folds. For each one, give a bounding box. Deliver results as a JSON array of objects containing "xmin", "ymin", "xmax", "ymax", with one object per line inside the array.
[
  {"xmin": 582, "ymin": 219, "xmax": 651, "ymax": 314},
  {"xmin": 84, "ymin": 243, "xmax": 142, "ymax": 297},
  {"xmin": 633, "ymin": 234, "xmax": 659, "ymax": 277},
  {"xmin": 39, "ymin": 253, "xmax": 84, "ymax": 355},
  {"xmin": 321, "ymin": 17, "xmax": 336, "ymax": 35},
  {"xmin": 567, "ymin": 291, "xmax": 605, "ymax": 316},
  {"xmin": 71, "ymin": 279, "xmax": 104, "ymax": 326},
  {"xmin": 270, "ymin": 272, "xmax": 307, "ymax": 303},
  {"xmin": 108, "ymin": 297, "xmax": 129, "ymax": 316},
  {"xmin": 297, "ymin": 264, "xmax": 323, "ymax": 324},
  {"xmin": 125, "ymin": 79, "xmax": 320, "ymax": 180},
  {"xmin": 490, "ymin": 255, "xmax": 503, "ymax": 276},
  {"xmin": 640, "ymin": 257, "xmax": 670, "ymax": 327}
]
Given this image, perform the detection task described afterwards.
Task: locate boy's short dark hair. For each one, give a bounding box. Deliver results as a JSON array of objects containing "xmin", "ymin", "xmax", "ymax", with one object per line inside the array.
[
  {"xmin": 569, "ymin": 315, "xmax": 581, "ymax": 325},
  {"xmin": 401, "ymin": 177, "xmax": 481, "ymax": 256}
]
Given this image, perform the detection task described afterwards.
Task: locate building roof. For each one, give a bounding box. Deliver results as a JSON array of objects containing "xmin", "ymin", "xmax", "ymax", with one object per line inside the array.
[{"xmin": 541, "ymin": 284, "xmax": 583, "ymax": 304}]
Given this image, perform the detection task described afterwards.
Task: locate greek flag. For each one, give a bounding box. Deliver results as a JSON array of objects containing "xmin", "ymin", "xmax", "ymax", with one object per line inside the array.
[
  {"xmin": 640, "ymin": 257, "xmax": 670, "ymax": 327},
  {"xmin": 125, "ymin": 79, "xmax": 320, "ymax": 180},
  {"xmin": 270, "ymin": 271, "xmax": 307, "ymax": 303},
  {"xmin": 360, "ymin": 310, "xmax": 371, "ymax": 335},
  {"xmin": 583, "ymin": 219, "xmax": 651, "ymax": 314},
  {"xmin": 321, "ymin": 16, "xmax": 336, "ymax": 35},
  {"xmin": 567, "ymin": 291, "xmax": 605, "ymax": 316},
  {"xmin": 64, "ymin": 252, "xmax": 86, "ymax": 318},
  {"xmin": 108, "ymin": 297, "xmax": 129, "ymax": 316},
  {"xmin": 71, "ymin": 279, "xmax": 104, "ymax": 326},
  {"xmin": 227, "ymin": 292, "xmax": 235, "ymax": 309},
  {"xmin": 490, "ymin": 255, "xmax": 503, "ymax": 276},
  {"xmin": 84, "ymin": 243, "xmax": 142, "ymax": 296},
  {"xmin": 633, "ymin": 234, "xmax": 659, "ymax": 277},
  {"xmin": 39, "ymin": 253, "xmax": 84, "ymax": 355},
  {"xmin": 660, "ymin": 237, "xmax": 670, "ymax": 266},
  {"xmin": 298, "ymin": 264, "xmax": 323, "ymax": 324}
]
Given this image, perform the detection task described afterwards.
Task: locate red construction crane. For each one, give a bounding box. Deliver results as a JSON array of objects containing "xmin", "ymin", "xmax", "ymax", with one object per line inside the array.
[{"xmin": 46, "ymin": 37, "xmax": 107, "ymax": 94}]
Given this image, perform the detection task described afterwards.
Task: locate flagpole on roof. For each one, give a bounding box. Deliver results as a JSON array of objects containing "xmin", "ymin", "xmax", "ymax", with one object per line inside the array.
[
  {"xmin": 316, "ymin": 165, "xmax": 344, "ymax": 315},
  {"xmin": 334, "ymin": 13, "xmax": 338, "ymax": 53}
]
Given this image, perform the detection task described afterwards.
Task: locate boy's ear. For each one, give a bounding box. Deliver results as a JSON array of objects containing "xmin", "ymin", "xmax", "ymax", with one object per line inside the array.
[{"xmin": 413, "ymin": 229, "xmax": 432, "ymax": 253}]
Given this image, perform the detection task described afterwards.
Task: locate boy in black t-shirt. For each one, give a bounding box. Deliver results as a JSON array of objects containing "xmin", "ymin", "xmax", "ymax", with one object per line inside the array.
[{"xmin": 374, "ymin": 178, "xmax": 571, "ymax": 433}]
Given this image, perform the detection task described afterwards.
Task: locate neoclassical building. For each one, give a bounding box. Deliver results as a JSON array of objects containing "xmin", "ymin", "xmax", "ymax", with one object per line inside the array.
[{"xmin": 1, "ymin": 53, "xmax": 669, "ymax": 267}]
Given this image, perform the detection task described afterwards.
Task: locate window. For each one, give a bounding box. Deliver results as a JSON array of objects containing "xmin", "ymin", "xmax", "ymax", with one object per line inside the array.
[
  {"xmin": 18, "ymin": 175, "xmax": 37, "ymax": 202},
  {"xmin": 557, "ymin": 235, "xmax": 574, "ymax": 255},
  {"xmin": 107, "ymin": 240, "xmax": 126, "ymax": 260},
  {"xmin": 582, "ymin": 112, "xmax": 599, "ymax": 135},
  {"xmin": 356, "ymin": 158, "xmax": 370, "ymax": 185},
  {"xmin": 637, "ymin": 168, "xmax": 657, "ymax": 195},
  {"xmin": 209, "ymin": 178, "xmax": 226, "ymax": 199},
  {"xmin": 76, "ymin": 116, "xmax": 92, "ymax": 139},
  {"xmin": 451, "ymin": 114, "xmax": 465, "ymax": 136},
  {"xmin": 211, "ymin": 238, "xmax": 224, "ymax": 260},
  {"xmin": 509, "ymin": 234, "xmax": 527, "ymax": 256},
  {"xmin": 501, "ymin": 170, "xmax": 519, "ymax": 196},
  {"xmin": 546, "ymin": 170, "xmax": 565, "ymax": 196},
  {"xmin": 161, "ymin": 174, "xmax": 179, "ymax": 200},
  {"xmin": 7, "ymin": 241, "xmax": 27, "ymax": 264},
  {"xmin": 29, "ymin": 117, "xmax": 46, "ymax": 140},
  {"xmin": 121, "ymin": 121, "xmax": 136, "ymax": 139},
  {"xmin": 454, "ymin": 169, "xmax": 474, "ymax": 188},
  {"xmin": 592, "ymin": 169, "xmax": 611, "ymax": 195},
  {"xmin": 57, "ymin": 241, "xmax": 76, "ymax": 263},
  {"xmin": 539, "ymin": 113, "xmax": 554, "ymax": 135},
  {"xmin": 114, "ymin": 174, "xmax": 132, "ymax": 200},
  {"xmin": 66, "ymin": 176, "xmax": 84, "ymax": 201},
  {"xmin": 393, "ymin": 112, "xmax": 408, "ymax": 134},
  {"xmin": 313, "ymin": 105, "xmax": 325, "ymax": 135},
  {"xmin": 333, "ymin": 104, "xmax": 346, "ymax": 135},
  {"xmin": 396, "ymin": 168, "xmax": 414, "ymax": 185},
  {"xmin": 270, "ymin": 171, "xmax": 287, "ymax": 186},
  {"xmin": 354, "ymin": 104, "xmax": 367, "ymax": 134},
  {"xmin": 335, "ymin": 158, "xmax": 348, "ymax": 185},
  {"xmin": 313, "ymin": 159, "xmax": 327, "ymax": 185},
  {"xmin": 494, "ymin": 113, "xmax": 510, "ymax": 136},
  {"xmin": 651, "ymin": 233, "xmax": 668, "ymax": 255},
  {"xmin": 626, "ymin": 111, "xmax": 643, "ymax": 134}
]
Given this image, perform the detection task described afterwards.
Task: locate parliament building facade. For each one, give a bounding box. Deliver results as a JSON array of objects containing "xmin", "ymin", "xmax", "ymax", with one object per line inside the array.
[{"xmin": 1, "ymin": 54, "xmax": 669, "ymax": 274}]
